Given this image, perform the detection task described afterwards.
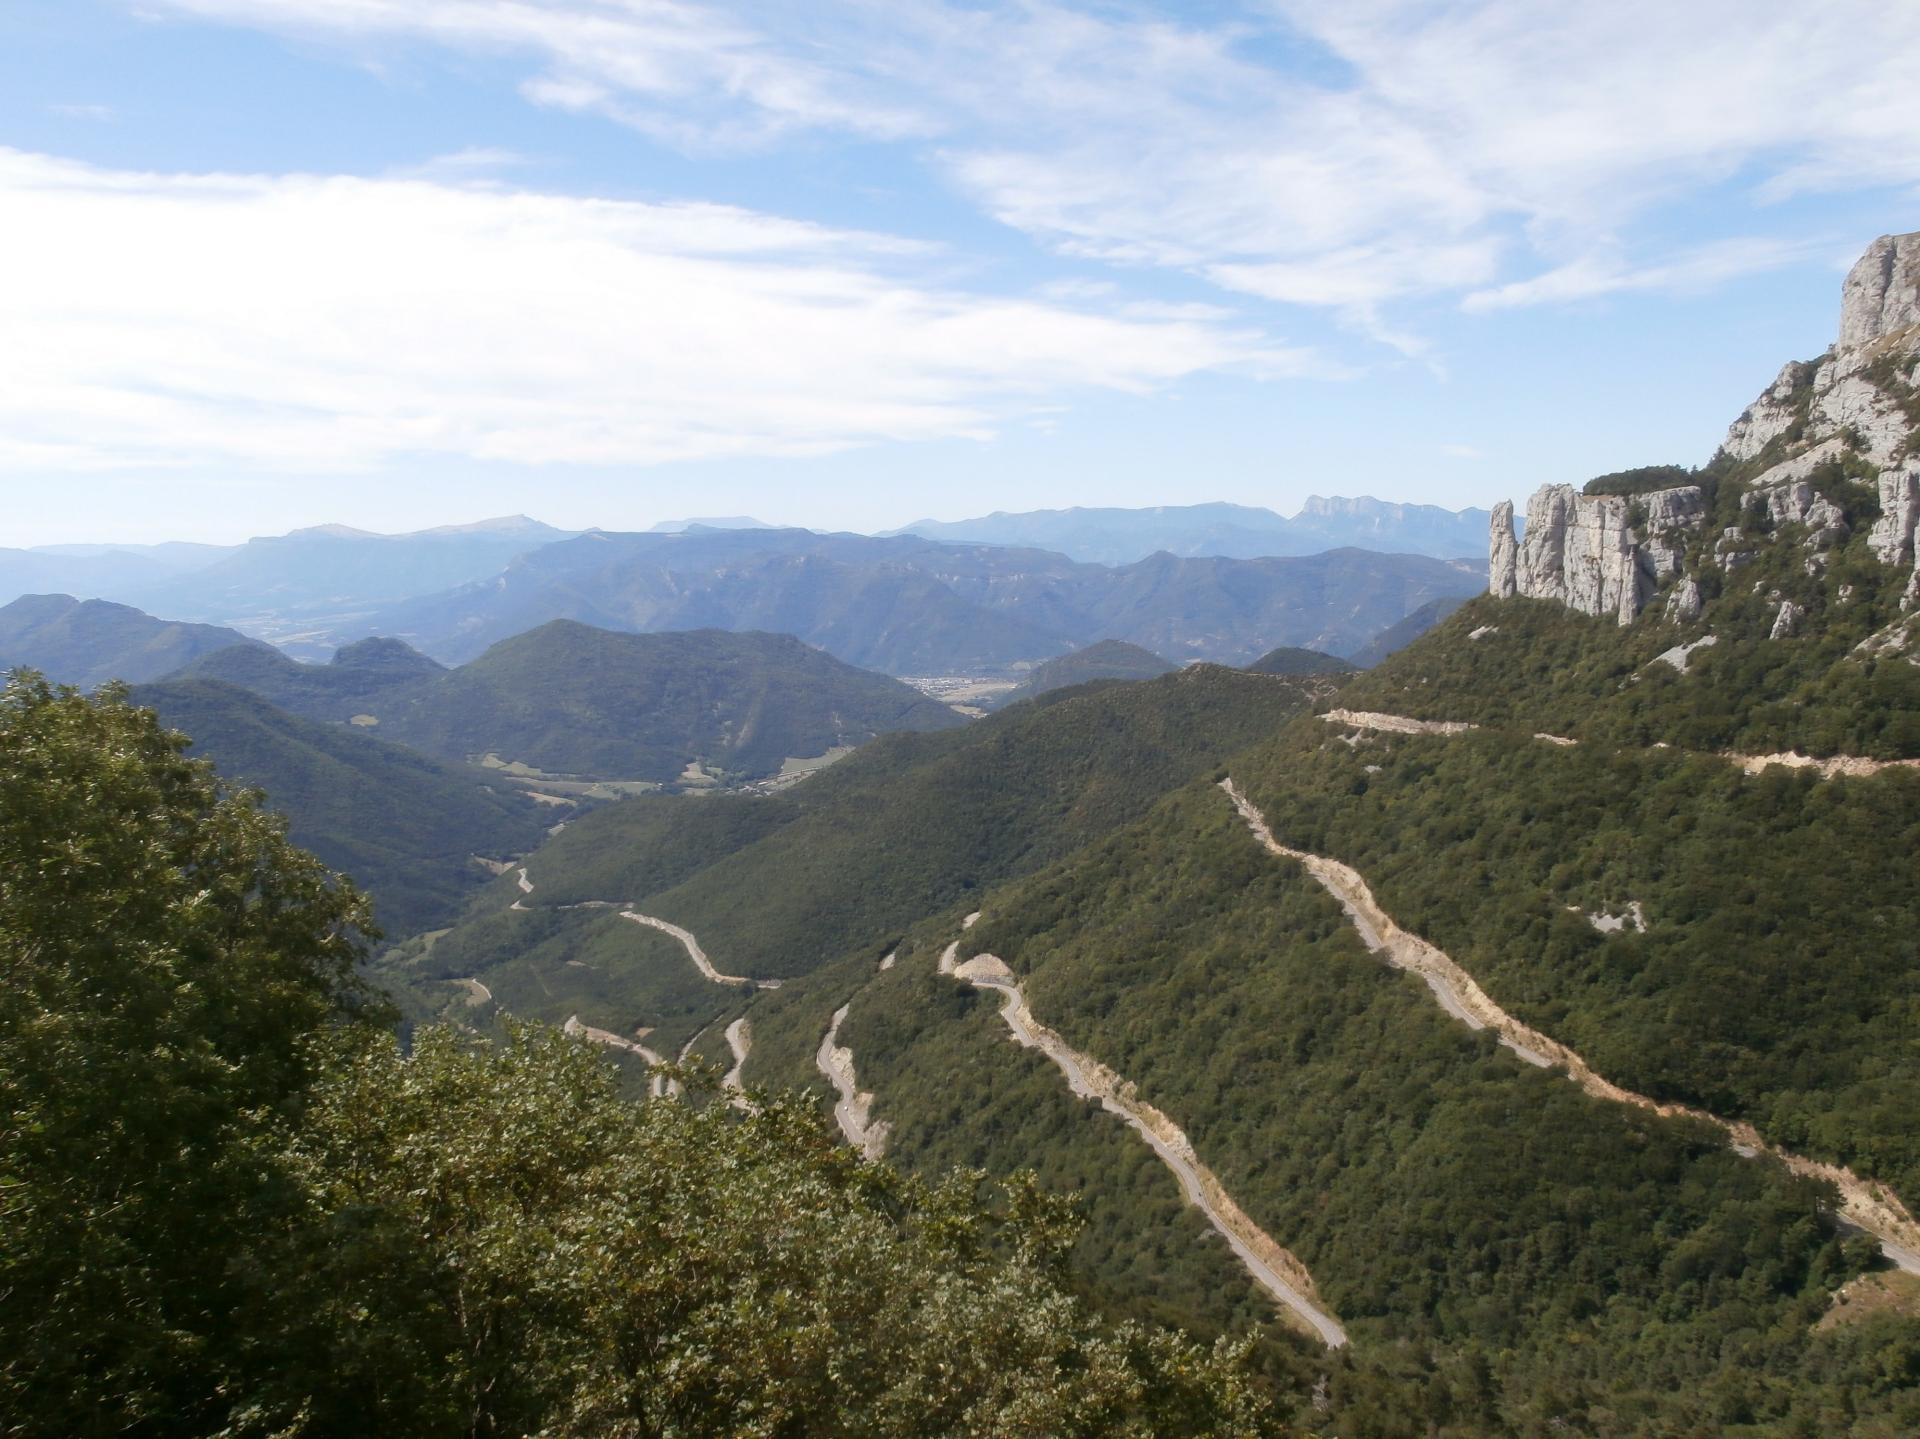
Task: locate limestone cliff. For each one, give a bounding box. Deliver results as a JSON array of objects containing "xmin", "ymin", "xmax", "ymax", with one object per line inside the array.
[
  {"xmin": 1489, "ymin": 484, "xmax": 1707, "ymax": 626},
  {"xmin": 1490, "ymin": 230, "xmax": 1920, "ymax": 633}
]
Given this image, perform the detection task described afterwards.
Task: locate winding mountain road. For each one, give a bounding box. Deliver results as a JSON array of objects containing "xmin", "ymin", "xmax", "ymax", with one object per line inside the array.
[
  {"xmin": 947, "ymin": 949, "xmax": 1347, "ymax": 1347},
  {"xmin": 815, "ymin": 1004, "xmax": 889, "ymax": 1159},
  {"xmin": 1320, "ymin": 708, "xmax": 1920, "ymax": 779},
  {"xmin": 1220, "ymin": 777, "xmax": 1920, "ymax": 1274}
]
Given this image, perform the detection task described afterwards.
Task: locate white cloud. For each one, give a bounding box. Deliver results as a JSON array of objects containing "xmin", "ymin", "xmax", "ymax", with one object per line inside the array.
[
  {"xmin": 1439, "ymin": 443, "xmax": 1484, "ymax": 461},
  {"xmin": 1461, "ymin": 237, "xmax": 1819, "ymax": 313},
  {"xmin": 49, "ymin": 103, "xmax": 116, "ymax": 121},
  {"xmin": 0, "ymin": 148, "xmax": 1313, "ymax": 474},
  {"xmin": 127, "ymin": 0, "xmax": 1920, "ymax": 326}
]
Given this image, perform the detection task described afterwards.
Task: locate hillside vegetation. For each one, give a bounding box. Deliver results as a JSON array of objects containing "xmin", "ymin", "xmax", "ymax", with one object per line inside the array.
[
  {"xmin": 1, "ymin": 676, "xmax": 1267, "ymax": 1437},
  {"xmin": 1, "ymin": 594, "xmax": 269, "ymax": 688},
  {"xmin": 1009, "ymin": 640, "xmax": 1177, "ymax": 699},
  {"xmin": 133, "ymin": 678, "xmax": 548, "ymax": 935},
  {"xmin": 184, "ymin": 620, "xmax": 965, "ymax": 785}
]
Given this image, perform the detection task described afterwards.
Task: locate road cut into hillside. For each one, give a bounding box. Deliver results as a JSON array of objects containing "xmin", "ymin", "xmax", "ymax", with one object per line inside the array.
[
  {"xmin": 1728, "ymin": 750, "xmax": 1920, "ymax": 780},
  {"xmin": 1220, "ymin": 777, "xmax": 1920, "ymax": 1274},
  {"xmin": 815, "ymin": 1005, "xmax": 889, "ymax": 1159},
  {"xmin": 617, "ymin": 911, "xmax": 771, "ymax": 987},
  {"xmin": 723, "ymin": 1017, "xmax": 754, "ymax": 1112},
  {"xmin": 1319, "ymin": 710, "xmax": 1920, "ymax": 781},
  {"xmin": 562, "ymin": 1014, "xmax": 679, "ymax": 1098},
  {"xmin": 946, "ymin": 948, "xmax": 1348, "ymax": 1348},
  {"xmin": 1320, "ymin": 709, "xmax": 1477, "ymax": 736}
]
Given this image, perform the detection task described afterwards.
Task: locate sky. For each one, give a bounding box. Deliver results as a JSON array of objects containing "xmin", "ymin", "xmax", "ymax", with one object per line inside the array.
[{"xmin": 2, "ymin": 0, "xmax": 1918, "ymax": 545}]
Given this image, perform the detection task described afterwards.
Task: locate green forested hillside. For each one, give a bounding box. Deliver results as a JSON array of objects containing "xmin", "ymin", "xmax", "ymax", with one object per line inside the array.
[
  {"xmin": 899, "ymin": 783, "xmax": 1914, "ymax": 1434},
  {"xmin": 188, "ymin": 620, "xmax": 967, "ymax": 784},
  {"xmin": 377, "ymin": 665, "xmax": 1323, "ymax": 1084},
  {"xmin": 1242, "ymin": 645, "xmax": 1354, "ymax": 677},
  {"xmin": 0, "ymin": 593, "xmax": 270, "ymax": 688},
  {"xmin": 441, "ymin": 666, "xmax": 1323, "ymax": 980},
  {"xmin": 1233, "ymin": 717, "xmax": 1920, "ymax": 1203},
  {"xmin": 133, "ymin": 678, "xmax": 547, "ymax": 935},
  {"xmin": 177, "ymin": 636, "xmax": 445, "ymax": 721},
  {"xmin": 1009, "ymin": 639, "xmax": 1176, "ymax": 698}
]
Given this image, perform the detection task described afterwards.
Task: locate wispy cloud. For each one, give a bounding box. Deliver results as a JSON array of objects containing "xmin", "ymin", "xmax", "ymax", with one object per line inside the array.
[
  {"xmin": 1461, "ymin": 236, "xmax": 1820, "ymax": 312},
  {"xmin": 49, "ymin": 102, "xmax": 116, "ymax": 121},
  {"xmin": 125, "ymin": 0, "xmax": 1920, "ymax": 333},
  {"xmin": 0, "ymin": 147, "xmax": 1316, "ymax": 475}
]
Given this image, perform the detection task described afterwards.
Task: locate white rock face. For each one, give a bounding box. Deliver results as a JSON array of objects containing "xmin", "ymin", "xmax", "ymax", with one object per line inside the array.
[
  {"xmin": 1811, "ymin": 367, "xmax": 1912, "ymax": 467},
  {"xmin": 1839, "ymin": 232, "xmax": 1920, "ymax": 350},
  {"xmin": 1488, "ymin": 500, "xmax": 1517, "ymax": 599},
  {"xmin": 1494, "ymin": 484, "xmax": 1706, "ymax": 624},
  {"xmin": 1741, "ymin": 455, "xmax": 1851, "ymax": 550},
  {"xmin": 1514, "ymin": 487, "xmax": 1638, "ymax": 624},
  {"xmin": 1769, "ymin": 599, "xmax": 1804, "ymax": 640},
  {"xmin": 1665, "ymin": 576, "xmax": 1704, "ymax": 623},
  {"xmin": 1641, "ymin": 485, "xmax": 1709, "ymax": 578},
  {"xmin": 1496, "ymin": 233, "xmax": 1920, "ymax": 631},
  {"xmin": 1867, "ymin": 462, "xmax": 1919, "ymax": 567},
  {"xmin": 1723, "ymin": 361, "xmax": 1814, "ymax": 463}
]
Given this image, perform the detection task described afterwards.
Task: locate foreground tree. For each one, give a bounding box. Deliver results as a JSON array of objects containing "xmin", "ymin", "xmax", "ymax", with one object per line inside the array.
[
  {"xmin": 1, "ymin": 675, "xmax": 1275, "ymax": 1437},
  {"xmin": 0, "ymin": 673, "xmax": 376, "ymax": 1434}
]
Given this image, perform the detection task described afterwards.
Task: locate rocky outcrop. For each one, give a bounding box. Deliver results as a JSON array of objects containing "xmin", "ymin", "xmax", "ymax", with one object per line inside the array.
[
  {"xmin": 1724, "ymin": 360, "xmax": 1816, "ymax": 463},
  {"xmin": 1488, "ymin": 484, "xmax": 1706, "ymax": 625},
  {"xmin": 1839, "ymin": 232, "xmax": 1920, "ymax": 351},
  {"xmin": 1493, "ymin": 232, "xmax": 1920, "ymax": 630},
  {"xmin": 1724, "ymin": 232, "xmax": 1920, "ymax": 472},
  {"xmin": 1868, "ymin": 463, "xmax": 1920, "ymax": 599},
  {"xmin": 1488, "ymin": 500, "xmax": 1517, "ymax": 598}
]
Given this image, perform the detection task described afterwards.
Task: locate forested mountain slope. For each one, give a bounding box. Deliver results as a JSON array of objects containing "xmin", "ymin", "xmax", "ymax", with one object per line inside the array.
[
  {"xmin": 180, "ymin": 622, "xmax": 964, "ymax": 785},
  {"xmin": 379, "ymin": 666, "xmax": 1330, "ymax": 1046},
  {"xmin": 1, "ymin": 594, "xmax": 270, "ymax": 687},
  {"xmin": 133, "ymin": 677, "xmax": 547, "ymax": 934},
  {"xmin": 1007, "ymin": 639, "xmax": 1176, "ymax": 698}
]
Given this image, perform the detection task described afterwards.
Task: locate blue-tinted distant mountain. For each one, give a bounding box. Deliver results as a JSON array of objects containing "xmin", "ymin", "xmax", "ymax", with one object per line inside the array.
[
  {"xmin": 1285, "ymin": 495, "xmax": 1491, "ymax": 558},
  {"xmin": 355, "ymin": 527, "xmax": 1484, "ymax": 671},
  {"xmin": 1348, "ymin": 594, "xmax": 1472, "ymax": 667},
  {"xmin": 0, "ymin": 594, "xmax": 272, "ymax": 688},
  {"xmin": 647, "ymin": 516, "xmax": 775, "ymax": 533},
  {"xmin": 893, "ymin": 496, "xmax": 1488, "ymax": 564},
  {"xmin": 117, "ymin": 515, "xmax": 577, "ymax": 657},
  {"xmin": 173, "ymin": 635, "xmax": 447, "ymax": 722},
  {"xmin": 1, "ymin": 541, "xmax": 236, "ymax": 607}
]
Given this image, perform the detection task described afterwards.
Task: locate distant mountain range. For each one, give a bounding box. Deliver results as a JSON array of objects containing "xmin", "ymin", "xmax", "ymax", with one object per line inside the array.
[
  {"xmin": 893, "ymin": 496, "xmax": 1490, "ymax": 564},
  {"xmin": 4, "ymin": 500, "xmax": 1490, "ymax": 666},
  {"xmin": 114, "ymin": 516, "xmax": 578, "ymax": 655},
  {"xmin": 353, "ymin": 528, "xmax": 1483, "ymax": 671}
]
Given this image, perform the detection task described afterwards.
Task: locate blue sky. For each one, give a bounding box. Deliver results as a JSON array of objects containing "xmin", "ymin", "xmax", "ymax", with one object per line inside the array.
[{"xmin": 2, "ymin": 0, "xmax": 1916, "ymax": 544}]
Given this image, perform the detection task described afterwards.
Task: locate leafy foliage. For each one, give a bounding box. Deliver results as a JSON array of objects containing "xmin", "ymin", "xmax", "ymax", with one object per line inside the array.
[{"xmin": 0, "ymin": 672, "xmax": 376, "ymax": 1434}]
